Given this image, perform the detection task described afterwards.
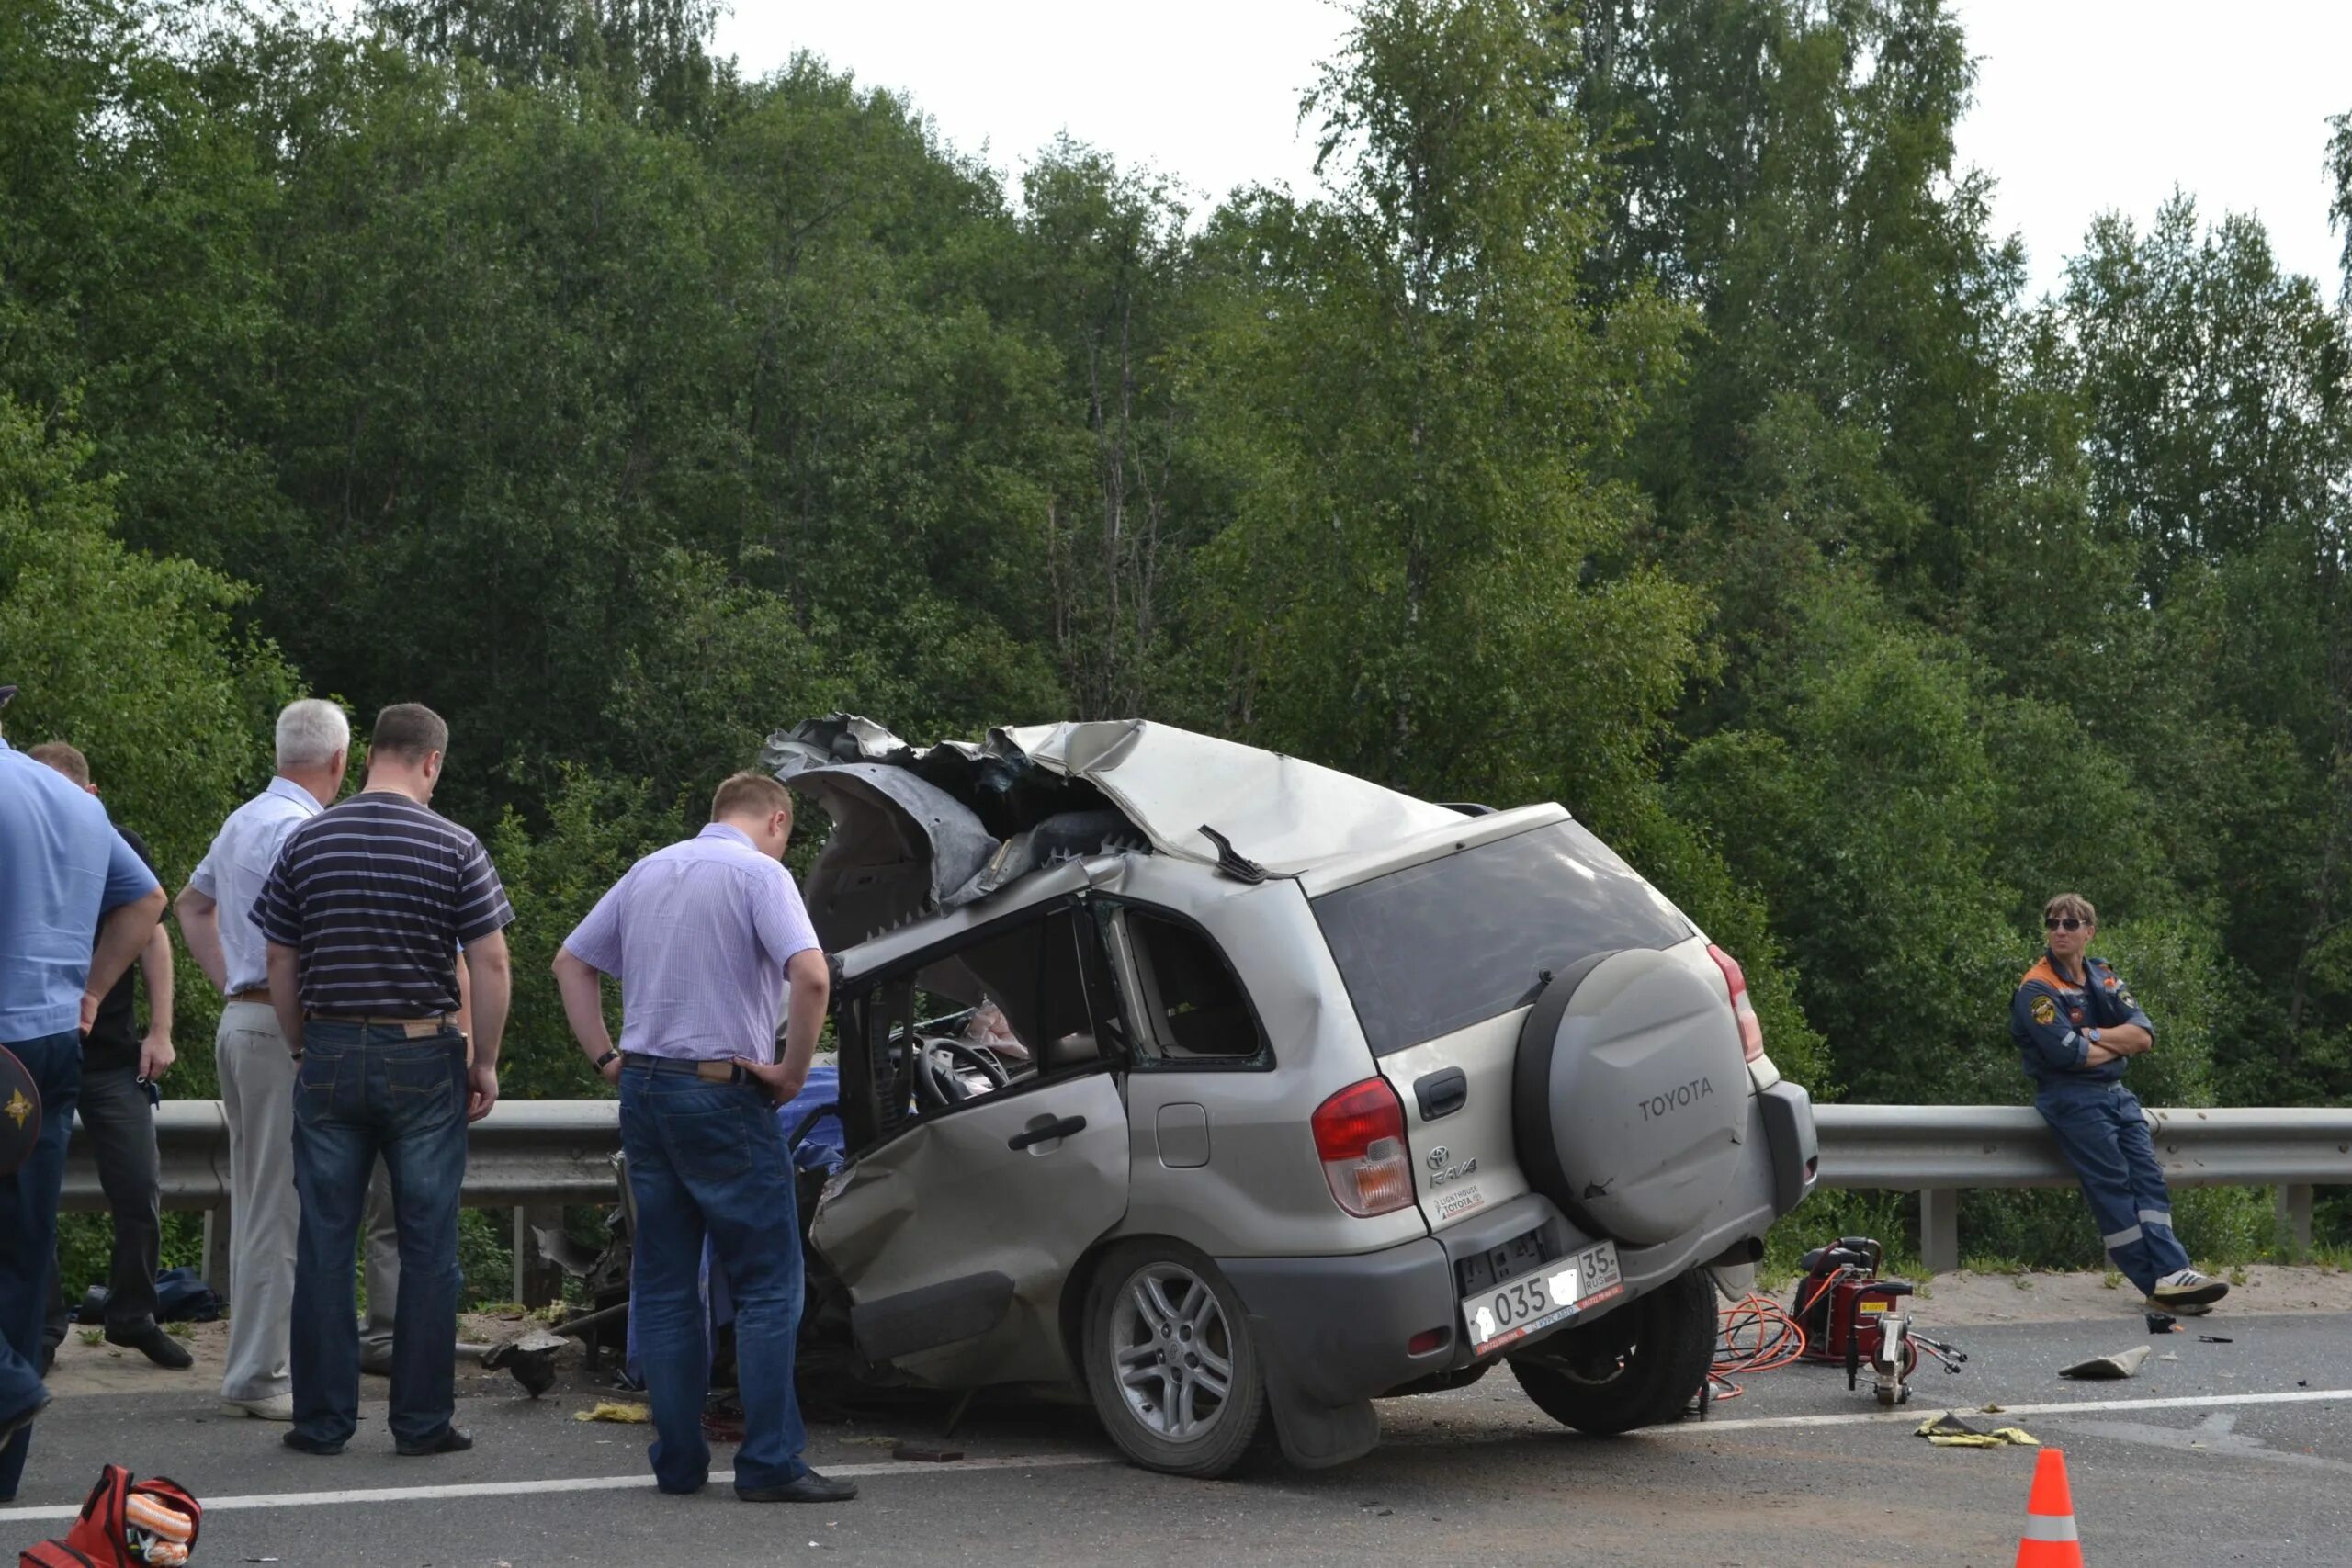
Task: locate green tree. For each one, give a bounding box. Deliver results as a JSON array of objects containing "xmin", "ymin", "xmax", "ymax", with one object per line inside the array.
[
  {"xmin": 0, "ymin": 396, "xmax": 301, "ymax": 1094},
  {"xmin": 1195, "ymin": 0, "xmax": 1697, "ymax": 824}
]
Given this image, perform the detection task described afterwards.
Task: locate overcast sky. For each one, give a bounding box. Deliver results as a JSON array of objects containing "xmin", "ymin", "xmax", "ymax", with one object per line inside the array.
[{"xmin": 713, "ymin": 1, "xmax": 2352, "ymax": 301}]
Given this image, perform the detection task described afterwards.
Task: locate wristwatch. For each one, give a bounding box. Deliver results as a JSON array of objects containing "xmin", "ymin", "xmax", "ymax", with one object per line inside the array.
[
  {"xmin": 594, "ymin": 1049, "xmax": 621, "ymax": 1073},
  {"xmin": 2086, "ymin": 1027, "xmax": 2102, "ymax": 1047}
]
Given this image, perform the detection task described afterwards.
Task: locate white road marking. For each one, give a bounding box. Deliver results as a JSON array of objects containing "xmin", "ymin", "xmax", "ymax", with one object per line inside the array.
[
  {"xmin": 0, "ymin": 1452, "xmax": 1117, "ymax": 1524},
  {"xmin": 1655, "ymin": 1386, "xmax": 2352, "ymax": 1435}
]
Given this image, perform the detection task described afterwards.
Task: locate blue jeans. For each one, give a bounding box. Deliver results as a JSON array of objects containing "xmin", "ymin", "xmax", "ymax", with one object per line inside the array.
[
  {"xmin": 620, "ymin": 1065, "xmax": 808, "ymax": 1494},
  {"xmin": 2037, "ymin": 1079, "xmax": 2192, "ymax": 1295},
  {"xmin": 1, "ymin": 1032, "xmax": 78, "ymax": 1501},
  {"xmin": 289, "ymin": 1022, "xmax": 468, "ymax": 1448}
]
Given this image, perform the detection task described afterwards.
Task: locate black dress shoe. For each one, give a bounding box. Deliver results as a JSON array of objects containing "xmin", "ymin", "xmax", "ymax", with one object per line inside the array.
[
  {"xmin": 0, "ymin": 1393, "xmax": 52, "ymax": 1451},
  {"xmin": 396, "ymin": 1426, "xmax": 474, "ymax": 1457},
  {"xmin": 107, "ymin": 1323, "xmax": 195, "ymax": 1371},
  {"xmin": 736, "ymin": 1469, "xmax": 858, "ymax": 1504},
  {"xmin": 281, "ymin": 1430, "xmax": 346, "ymax": 1457}
]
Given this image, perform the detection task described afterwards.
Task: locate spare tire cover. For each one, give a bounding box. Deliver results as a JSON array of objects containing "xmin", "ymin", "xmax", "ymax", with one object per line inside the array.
[{"xmin": 1512, "ymin": 949, "xmax": 1747, "ymax": 1247}]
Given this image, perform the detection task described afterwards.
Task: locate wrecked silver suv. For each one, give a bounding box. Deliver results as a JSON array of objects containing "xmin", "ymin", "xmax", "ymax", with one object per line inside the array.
[{"xmin": 768, "ymin": 716, "xmax": 1819, "ymax": 1478}]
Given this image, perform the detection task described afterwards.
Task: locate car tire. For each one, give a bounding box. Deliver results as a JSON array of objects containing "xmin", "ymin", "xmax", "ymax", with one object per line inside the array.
[
  {"xmin": 1080, "ymin": 1239, "xmax": 1272, "ymax": 1478},
  {"xmin": 1507, "ymin": 1266, "xmax": 1715, "ymax": 1436}
]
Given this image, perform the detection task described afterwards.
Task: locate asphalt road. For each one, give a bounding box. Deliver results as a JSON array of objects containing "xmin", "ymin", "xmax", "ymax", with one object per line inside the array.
[{"xmin": 6, "ymin": 1312, "xmax": 2349, "ymax": 1566}]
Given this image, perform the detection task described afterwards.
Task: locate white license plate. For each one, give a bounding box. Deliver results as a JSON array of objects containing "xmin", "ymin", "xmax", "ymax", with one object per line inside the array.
[{"xmin": 1461, "ymin": 1239, "xmax": 1624, "ymax": 1354}]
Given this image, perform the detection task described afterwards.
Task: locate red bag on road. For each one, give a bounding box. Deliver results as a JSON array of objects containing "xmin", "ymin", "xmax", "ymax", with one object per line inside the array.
[{"xmin": 17, "ymin": 1465, "xmax": 199, "ymax": 1567}]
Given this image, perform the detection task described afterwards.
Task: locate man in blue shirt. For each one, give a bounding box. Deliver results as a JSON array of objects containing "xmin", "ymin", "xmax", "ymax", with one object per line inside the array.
[
  {"xmin": 0, "ymin": 683, "xmax": 169, "ymax": 1501},
  {"xmin": 2011, "ymin": 892, "xmax": 2227, "ymax": 1314},
  {"xmin": 552, "ymin": 771, "xmax": 851, "ymax": 1505}
]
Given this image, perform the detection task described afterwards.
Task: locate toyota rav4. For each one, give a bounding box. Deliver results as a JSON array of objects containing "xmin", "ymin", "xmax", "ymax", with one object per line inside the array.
[{"xmin": 768, "ymin": 716, "xmax": 1819, "ymax": 1477}]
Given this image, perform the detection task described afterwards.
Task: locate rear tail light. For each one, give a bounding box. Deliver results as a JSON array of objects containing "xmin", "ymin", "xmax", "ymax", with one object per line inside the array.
[
  {"xmin": 1706, "ymin": 943, "xmax": 1766, "ymax": 1063},
  {"xmin": 1310, "ymin": 1077, "xmax": 1414, "ymax": 1217}
]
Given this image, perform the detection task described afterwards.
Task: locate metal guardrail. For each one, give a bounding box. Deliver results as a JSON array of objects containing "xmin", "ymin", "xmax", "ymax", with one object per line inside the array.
[
  {"xmin": 64, "ymin": 1100, "xmax": 2351, "ymax": 1280},
  {"xmin": 62, "ymin": 1100, "xmax": 622, "ymax": 1211},
  {"xmin": 63, "ymin": 1100, "xmax": 622, "ymax": 1303},
  {"xmin": 1810, "ymin": 1104, "xmax": 2351, "ymax": 1269}
]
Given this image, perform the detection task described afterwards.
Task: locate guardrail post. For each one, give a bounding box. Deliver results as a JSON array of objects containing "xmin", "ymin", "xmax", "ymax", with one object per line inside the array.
[
  {"xmin": 1917, "ymin": 1189, "xmax": 1959, "ymax": 1273},
  {"xmin": 514, "ymin": 1203, "xmax": 564, "ymax": 1307},
  {"xmin": 2277, "ymin": 1184, "xmax": 2314, "ymax": 1255},
  {"xmin": 201, "ymin": 1203, "xmax": 232, "ymax": 1297}
]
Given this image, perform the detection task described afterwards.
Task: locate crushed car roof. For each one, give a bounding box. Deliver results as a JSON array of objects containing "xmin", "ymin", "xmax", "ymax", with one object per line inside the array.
[{"xmin": 763, "ymin": 716, "xmax": 1468, "ymax": 948}]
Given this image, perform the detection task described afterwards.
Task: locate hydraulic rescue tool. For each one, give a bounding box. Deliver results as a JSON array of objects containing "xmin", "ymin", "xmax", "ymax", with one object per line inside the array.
[{"xmin": 1791, "ymin": 1235, "xmax": 1966, "ymax": 1405}]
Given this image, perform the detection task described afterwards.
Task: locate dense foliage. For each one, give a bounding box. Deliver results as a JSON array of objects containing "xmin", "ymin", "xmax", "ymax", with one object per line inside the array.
[{"xmin": 6, "ymin": 0, "xmax": 2348, "ymax": 1262}]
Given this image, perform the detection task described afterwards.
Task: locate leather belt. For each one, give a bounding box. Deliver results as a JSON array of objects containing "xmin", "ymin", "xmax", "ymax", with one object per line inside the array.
[
  {"xmin": 226, "ymin": 989, "xmax": 271, "ymax": 1004},
  {"xmin": 622, "ymin": 1053, "xmax": 753, "ymax": 1085},
  {"xmin": 307, "ymin": 1014, "xmax": 461, "ymax": 1039}
]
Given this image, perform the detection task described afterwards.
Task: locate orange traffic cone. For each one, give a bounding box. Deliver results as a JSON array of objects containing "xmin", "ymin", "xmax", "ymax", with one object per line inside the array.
[{"xmin": 2014, "ymin": 1446, "xmax": 2084, "ymax": 1567}]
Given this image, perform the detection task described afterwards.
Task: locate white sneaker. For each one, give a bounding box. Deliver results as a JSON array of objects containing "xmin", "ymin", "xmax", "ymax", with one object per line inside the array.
[
  {"xmin": 220, "ymin": 1393, "xmax": 296, "ymax": 1421},
  {"xmin": 2150, "ymin": 1268, "xmax": 2229, "ymax": 1308}
]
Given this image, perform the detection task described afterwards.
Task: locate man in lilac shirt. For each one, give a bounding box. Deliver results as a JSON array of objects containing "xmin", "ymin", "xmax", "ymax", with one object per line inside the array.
[{"xmin": 552, "ymin": 772, "xmax": 848, "ymax": 1504}]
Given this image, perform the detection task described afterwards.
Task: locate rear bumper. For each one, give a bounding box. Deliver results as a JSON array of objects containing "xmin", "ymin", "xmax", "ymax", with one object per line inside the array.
[
  {"xmin": 1218, "ymin": 1242, "xmax": 1459, "ymax": 1406},
  {"xmin": 1214, "ymin": 1080, "xmax": 1819, "ymax": 1465},
  {"xmin": 1217, "ymin": 1240, "xmax": 1456, "ymax": 1469},
  {"xmin": 1757, "ymin": 1077, "xmax": 1820, "ymax": 1217}
]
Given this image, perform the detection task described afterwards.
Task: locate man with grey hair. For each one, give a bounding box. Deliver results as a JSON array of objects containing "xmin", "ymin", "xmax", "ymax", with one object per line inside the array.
[{"xmin": 176, "ymin": 699, "xmax": 364, "ymax": 1418}]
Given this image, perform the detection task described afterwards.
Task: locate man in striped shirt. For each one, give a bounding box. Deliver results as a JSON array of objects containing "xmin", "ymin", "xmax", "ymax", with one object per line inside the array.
[{"xmin": 254, "ymin": 703, "xmax": 514, "ymax": 1459}]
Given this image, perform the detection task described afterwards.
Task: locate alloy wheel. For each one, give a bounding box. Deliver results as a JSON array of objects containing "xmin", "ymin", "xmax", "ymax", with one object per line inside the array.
[{"xmin": 1107, "ymin": 1260, "xmax": 1235, "ymax": 1440}]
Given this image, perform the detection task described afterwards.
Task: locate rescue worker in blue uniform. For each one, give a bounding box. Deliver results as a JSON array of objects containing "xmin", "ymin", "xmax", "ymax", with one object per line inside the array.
[{"xmin": 2011, "ymin": 893, "xmax": 2226, "ymax": 1314}]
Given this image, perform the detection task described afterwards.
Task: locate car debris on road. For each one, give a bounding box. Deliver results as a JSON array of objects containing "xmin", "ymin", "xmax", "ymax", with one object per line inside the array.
[{"xmin": 2059, "ymin": 1345, "xmax": 2152, "ymax": 1380}]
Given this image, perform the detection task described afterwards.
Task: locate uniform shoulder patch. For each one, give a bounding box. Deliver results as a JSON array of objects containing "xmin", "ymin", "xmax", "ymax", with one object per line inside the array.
[{"xmin": 2030, "ymin": 995, "xmax": 2057, "ymax": 1027}]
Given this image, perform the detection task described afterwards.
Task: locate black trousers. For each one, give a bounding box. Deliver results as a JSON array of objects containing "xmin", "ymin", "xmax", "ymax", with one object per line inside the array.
[{"xmin": 43, "ymin": 1064, "xmax": 163, "ymax": 1343}]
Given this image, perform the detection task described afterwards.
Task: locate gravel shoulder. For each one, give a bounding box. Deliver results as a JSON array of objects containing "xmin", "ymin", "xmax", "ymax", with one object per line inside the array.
[{"xmin": 1877, "ymin": 1263, "xmax": 2352, "ymax": 1325}]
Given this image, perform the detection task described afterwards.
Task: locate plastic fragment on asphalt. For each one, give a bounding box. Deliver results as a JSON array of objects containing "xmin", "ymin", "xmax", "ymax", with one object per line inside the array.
[
  {"xmin": 2159, "ymin": 1352, "xmax": 2180, "ymax": 1360},
  {"xmin": 891, "ymin": 1442, "xmax": 965, "ymax": 1462},
  {"xmin": 573, "ymin": 1401, "xmax": 653, "ymax": 1423},
  {"xmin": 2199, "ymin": 1335, "xmax": 2234, "ymax": 1343},
  {"xmin": 1914, "ymin": 1411, "xmax": 2040, "ymax": 1447},
  {"xmin": 2060, "ymin": 1345, "xmax": 2152, "ymax": 1380}
]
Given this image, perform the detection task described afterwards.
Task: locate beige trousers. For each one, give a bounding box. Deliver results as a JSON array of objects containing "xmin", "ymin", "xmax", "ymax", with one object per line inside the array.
[{"xmin": 215, "ymin": 1003, "xmax": 401, "ymax": 1399}]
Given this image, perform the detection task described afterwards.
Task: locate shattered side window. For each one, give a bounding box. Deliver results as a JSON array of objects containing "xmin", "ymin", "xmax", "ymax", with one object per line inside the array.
[
  {"xmin": 951, "ymin": 906, "xmax": 1114, "ymax": 1076},
  {"xmin": 837, "ymin": 900, "xmax": 1127, "ymax": 1149},
  {"xmin": 1114, "ymin": 907, "xmax": 1270, "ymax": 1067}
]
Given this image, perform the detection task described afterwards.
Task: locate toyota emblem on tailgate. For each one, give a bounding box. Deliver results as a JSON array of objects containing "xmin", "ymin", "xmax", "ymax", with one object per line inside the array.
[{"xmin": 1426, "ymin": 1145, "xmax": 1450, "ymax": 1170}]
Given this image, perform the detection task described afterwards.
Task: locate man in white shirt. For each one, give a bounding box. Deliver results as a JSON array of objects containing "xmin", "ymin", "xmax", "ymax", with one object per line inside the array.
[{"xmin": 175, "ymin": 700, "xmax": 397, "ymax": 1416}]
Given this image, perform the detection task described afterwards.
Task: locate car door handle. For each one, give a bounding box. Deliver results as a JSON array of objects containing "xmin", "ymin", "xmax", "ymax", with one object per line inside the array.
[
  {"xmin": 1415, "ymin": 1067, "xmax": 1467, "ymax": 1121},
  {"xmin": 1008, "ymin": 1115, "xmax": 1088, "ymax": 1151}
]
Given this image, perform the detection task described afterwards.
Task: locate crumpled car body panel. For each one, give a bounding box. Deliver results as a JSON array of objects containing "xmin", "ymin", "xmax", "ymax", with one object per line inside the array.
[
  {"xmin": 781, "ymin": 761, "xmax": 999, "ymax": 950},
  {"xmin": 765, "ymin": 715, "xmax": 1465, "ymax": 946}
]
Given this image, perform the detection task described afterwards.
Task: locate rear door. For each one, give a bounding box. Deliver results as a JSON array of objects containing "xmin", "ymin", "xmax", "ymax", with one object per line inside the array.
[
  {"xmin": 1308, "ymin": 818, "xmax": 1695, "ymax": 1236},
  {"xmin": 810, "ymin": 899, "xmax": 1131, "ymax": 1387}
]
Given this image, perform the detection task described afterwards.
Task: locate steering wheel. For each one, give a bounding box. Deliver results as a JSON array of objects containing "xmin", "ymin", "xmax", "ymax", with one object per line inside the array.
[{"xmin": 912, "ymin": 1035, "xmax": 1012, "ymax": 1111}]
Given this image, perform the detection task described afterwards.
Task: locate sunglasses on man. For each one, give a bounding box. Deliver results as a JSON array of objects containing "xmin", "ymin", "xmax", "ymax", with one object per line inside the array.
[{"xmin": 2044, "ymin": 917, "xmax": 2090, "ymax": 931}]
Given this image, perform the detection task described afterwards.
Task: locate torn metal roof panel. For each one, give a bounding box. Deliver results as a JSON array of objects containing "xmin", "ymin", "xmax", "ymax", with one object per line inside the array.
[
  {"xmin": 989, "ymin": 719, "xmax": 1466, "ymax": 871},
  {"xmin": 765, "ymin": 715, "xmax": 1470, "ymax": 944}
]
